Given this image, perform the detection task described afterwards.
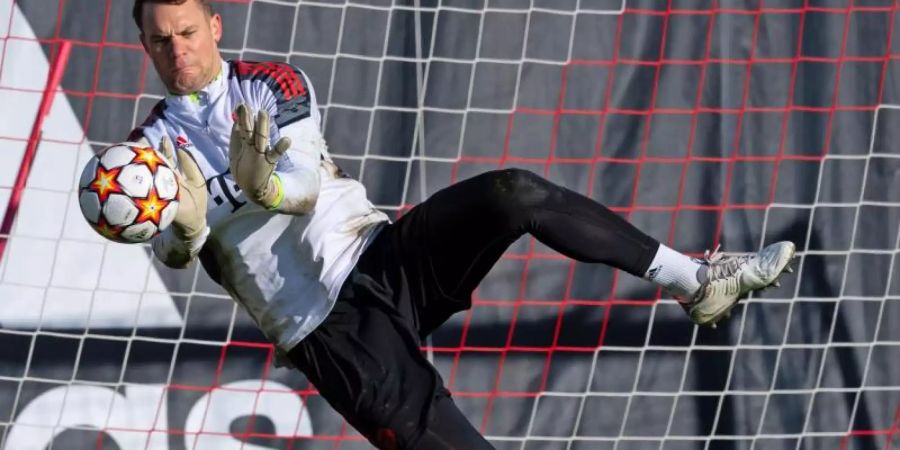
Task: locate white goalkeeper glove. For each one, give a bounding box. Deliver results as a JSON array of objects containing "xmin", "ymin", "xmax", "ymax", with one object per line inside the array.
[
  {"xmin": 229, "ymin": 103, "xmax": 292, "ymax": 211},
  {"xmin": 159, "ymin": 135, "xmax": 208, "ymax": 241}
]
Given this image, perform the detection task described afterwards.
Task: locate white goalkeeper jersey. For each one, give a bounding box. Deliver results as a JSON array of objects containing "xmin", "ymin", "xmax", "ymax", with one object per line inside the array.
[{"xmin": 131, "ymin": 59, "xmax": 389, "ymax": 357}]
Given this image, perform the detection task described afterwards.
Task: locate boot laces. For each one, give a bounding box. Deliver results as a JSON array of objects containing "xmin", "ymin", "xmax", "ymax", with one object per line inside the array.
[{"xmin": 698, "ymin": 245, "xmax": 753, "ymax": 298}]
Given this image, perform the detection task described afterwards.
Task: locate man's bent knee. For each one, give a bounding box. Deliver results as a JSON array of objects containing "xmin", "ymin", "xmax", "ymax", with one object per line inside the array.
[{"xmin": 484, "ymin": 168, "xmax": 556, "ymax": 211}]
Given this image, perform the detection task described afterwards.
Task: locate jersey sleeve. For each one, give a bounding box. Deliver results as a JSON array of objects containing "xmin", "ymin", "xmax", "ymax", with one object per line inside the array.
[{"xmin": 234, "ymin": 61, "xmax": 323, "ymax": 214}]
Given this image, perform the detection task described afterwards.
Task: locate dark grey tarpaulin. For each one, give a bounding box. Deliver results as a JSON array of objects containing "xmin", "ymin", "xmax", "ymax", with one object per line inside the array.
[{"xmin": 2, "ymin": 0, "xmax": 898, "ymax": 449}]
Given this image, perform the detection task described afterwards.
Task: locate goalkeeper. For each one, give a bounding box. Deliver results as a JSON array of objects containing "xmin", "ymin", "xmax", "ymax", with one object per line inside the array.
[{"xmin": 130, "ymin": 0, "xmax": 796, "ymax": 448}]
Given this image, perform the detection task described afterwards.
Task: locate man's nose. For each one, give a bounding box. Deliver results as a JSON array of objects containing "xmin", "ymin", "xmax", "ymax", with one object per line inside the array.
[{"xmin": 169, "ymin": 36, "xmax": 188, "ymax": 58}]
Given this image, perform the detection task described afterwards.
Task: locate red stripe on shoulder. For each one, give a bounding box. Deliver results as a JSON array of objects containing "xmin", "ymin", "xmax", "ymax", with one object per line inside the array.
[{"xmin": 232, "ymin": 60, "xmax": 307, "ymax": 100}]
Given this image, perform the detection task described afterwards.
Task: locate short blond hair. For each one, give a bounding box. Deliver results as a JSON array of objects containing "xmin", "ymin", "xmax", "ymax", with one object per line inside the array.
[{"xmin": 132, "ymin": 0, "xmax": 214, "ymax": 32}]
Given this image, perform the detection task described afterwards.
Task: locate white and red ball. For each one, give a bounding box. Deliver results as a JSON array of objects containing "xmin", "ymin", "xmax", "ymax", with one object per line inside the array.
[{"xmin": 78, "ymin": 143, "xmax": 179, "ymax": 243}]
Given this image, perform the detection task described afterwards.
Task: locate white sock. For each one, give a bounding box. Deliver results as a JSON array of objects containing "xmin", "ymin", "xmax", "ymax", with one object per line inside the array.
[{"xmin": 643, "ymin": 244, "xmax": 703, "ymax": 298}]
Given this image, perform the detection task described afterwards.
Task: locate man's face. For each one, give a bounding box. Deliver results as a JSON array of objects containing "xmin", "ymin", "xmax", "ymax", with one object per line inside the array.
[{"xmin": 140, "ymin": 1, "xmax": 222, "ymax": 95}]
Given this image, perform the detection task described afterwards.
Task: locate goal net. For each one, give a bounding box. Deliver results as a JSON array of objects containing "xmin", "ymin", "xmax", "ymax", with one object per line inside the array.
[{"xmin": 0, "ymin": 0, "xmax": 898, "ymax": 449}]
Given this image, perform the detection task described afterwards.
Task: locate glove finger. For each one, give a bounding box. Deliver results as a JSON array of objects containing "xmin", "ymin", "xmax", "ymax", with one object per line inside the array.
[
  {"xmin": 267, "ymin": 136, "xmax": 291, "ymax": 164},
  {"xmin": 236, "ymin": 103, "xmax": 254, "ymax": 143},
  {"xmin": 255, "ymin": 109, "xmax": 269, "ymax": 155},
  {"xmin": 177, "ymin": 148, "xmax": 206, "ymax": 189},
  {"xmin": 159, "ymin": 136, "xmax": 176, "ymax": 167}
]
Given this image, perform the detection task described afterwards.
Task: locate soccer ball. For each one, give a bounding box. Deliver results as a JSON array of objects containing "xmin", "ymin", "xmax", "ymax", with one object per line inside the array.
[{"xmin": 78, "ymin": 143, "xmax": 180, "ymax": 243}]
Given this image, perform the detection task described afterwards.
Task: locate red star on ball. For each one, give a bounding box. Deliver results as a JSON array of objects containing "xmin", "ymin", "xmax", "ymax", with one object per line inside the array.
[
  {"xmin": 133, "ymin": 146, "xmax": 166, "ymax": 172},
  {"xmin": 89, "ymin": 166, "xmax": 124, "ymax": 203},
  {"xmin": 94, "ymin": 217, "xmax": 124, "ymax": 241},
  {"xmin": 134, "ymin": 188, "xmax": 170, "ymax": 226}
]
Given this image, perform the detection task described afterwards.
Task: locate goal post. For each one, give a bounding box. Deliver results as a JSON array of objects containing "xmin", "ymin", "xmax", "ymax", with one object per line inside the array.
[{"xmin": 0, "ymin": 39, "xmax": 71, "ymax": 259}]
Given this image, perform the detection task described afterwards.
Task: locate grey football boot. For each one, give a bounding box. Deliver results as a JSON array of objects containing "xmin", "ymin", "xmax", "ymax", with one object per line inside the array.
[{"xmin": 681, "ymin": 241, "xmax": 796, "ymax": 328}]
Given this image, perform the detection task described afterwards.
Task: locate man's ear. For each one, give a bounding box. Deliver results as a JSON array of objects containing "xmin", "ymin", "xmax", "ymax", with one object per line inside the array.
[{"xmin": 210, "ymin": 14, "xmax": 222, "ymax": 43}]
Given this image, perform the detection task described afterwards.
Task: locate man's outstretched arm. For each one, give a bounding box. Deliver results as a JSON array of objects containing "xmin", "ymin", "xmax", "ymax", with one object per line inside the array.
[{"xmin": 145, "ymin": 135, "xmax": 210, "ymax": 268}]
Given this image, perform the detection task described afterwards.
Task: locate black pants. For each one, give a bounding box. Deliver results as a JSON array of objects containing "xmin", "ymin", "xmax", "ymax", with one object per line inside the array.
[{"xmin": 287, "ymin": 169, "xmax": 659, "ymax": 449}]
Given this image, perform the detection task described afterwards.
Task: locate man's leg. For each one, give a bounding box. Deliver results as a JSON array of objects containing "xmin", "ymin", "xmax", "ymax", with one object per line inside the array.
[
  {"xmin": 287, "ymin": 262, "xmax": 495, "ymax": 450},
  {"xmin": 413, "ymin": 394, "xmax": 496, "ymax": 449},
  {"xmin": 417, "ymin": 168, "xmax": 660, "ymax": 291},
  {"xmin": 395, "ymin": 168, "xmax": 661, "ymax": 334},
  {"xmin": 396, "ymin": 168, "xmax": 794, "ymax": 331}
]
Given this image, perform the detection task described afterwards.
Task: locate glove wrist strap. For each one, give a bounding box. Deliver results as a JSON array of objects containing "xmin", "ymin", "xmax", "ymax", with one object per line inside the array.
[{"xmin": 264, "ymin": 173, "xmax": 285, "ymax": 210}]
